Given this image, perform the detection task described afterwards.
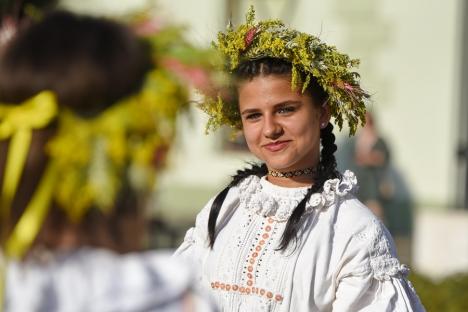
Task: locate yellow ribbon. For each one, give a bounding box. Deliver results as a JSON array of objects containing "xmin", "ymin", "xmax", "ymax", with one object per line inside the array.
[
  {"xmin": 0, "ymin": 91, "xmax": 58, "ymax": 220},
  {"xmin": 0, "ymin": 253, "xmax": 5, "ymax": 312},
  {"xmin": 0, "ymin": 92, "xmax": 58, "ymax": 310},
  {"xmin": 5, "ymin": 163, "xmax": 57, "ymax": 259}
]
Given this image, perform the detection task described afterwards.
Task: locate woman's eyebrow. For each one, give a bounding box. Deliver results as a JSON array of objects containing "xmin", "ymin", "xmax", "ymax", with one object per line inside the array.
[
  {"xmin": 273, "ymin": 100, "xmax": 302, "ymax": 108},
  {"xmin": 240, "ymin": 100, "xmax": 301, "ymax": 115}
]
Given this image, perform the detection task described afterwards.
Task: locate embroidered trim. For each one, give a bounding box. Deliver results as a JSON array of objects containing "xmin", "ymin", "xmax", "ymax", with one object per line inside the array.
[
  {"xmin": 210, "ymin": 281, "xmax": 283, "ymax": 303},
  {"xmin": 237, "ymin": 170, "xmax": 358, "ymax": 221},
  {"xmin": 246, "ymin": 218, "xmax": 273, "ymax": 285},
  {"xmin": 356, "ymin": 219, "xmax": 410, "ymax": 281},
  {"xmin": 210, "ymin": 217, "xmax": 285, "ymax": 303}
]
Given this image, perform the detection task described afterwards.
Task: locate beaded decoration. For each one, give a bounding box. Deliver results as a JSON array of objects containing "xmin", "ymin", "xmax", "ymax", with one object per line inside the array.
[{"xmin": 268, "ymin": 167, "xmax": 316, "ymax": 178}]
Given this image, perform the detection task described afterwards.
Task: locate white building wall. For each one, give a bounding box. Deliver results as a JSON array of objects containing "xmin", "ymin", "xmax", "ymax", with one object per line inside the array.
[{"xmin": 376, "ymin": 0, "xmax": 462, "ymax": 208}]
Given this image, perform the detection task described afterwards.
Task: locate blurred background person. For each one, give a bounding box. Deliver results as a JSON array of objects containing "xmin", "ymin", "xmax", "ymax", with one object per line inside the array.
[
  {"xmin": 347, "ymin": 111, "xmax": 390, "ymax": 219},
  {"xmin": 337, "ymin": 111, "xmax": 414, "ymax": 264},
  {"xmin": 0, "ymin": 6, "xmax": 216, "ymax": 312}
]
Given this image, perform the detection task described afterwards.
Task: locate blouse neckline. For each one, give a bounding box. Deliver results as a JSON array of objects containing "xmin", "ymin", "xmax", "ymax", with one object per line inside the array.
[
  {"xmin": 238, "ymin": 170, "xmax": 358, "ymax": 222},
  {"xmin": 259, "ymin": 175, "xmax": 310, "ymax": 197}
]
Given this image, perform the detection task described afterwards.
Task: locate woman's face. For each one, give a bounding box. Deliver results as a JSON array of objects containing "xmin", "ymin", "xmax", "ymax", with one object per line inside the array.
[{"xmin": 238, "ymin": 74, "xmax": 330, "ymax": 172}]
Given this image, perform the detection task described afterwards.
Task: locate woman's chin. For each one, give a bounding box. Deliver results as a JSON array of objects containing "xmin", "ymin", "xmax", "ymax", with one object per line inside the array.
[{"xmin": 265, "ymin": 161, "xmax": 295, "ymax": 171}]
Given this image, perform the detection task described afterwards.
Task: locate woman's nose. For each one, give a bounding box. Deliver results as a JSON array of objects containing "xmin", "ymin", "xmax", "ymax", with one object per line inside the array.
[{"xmin": 263, "ymin": 116, "xmax": 283, "ymax": 139}]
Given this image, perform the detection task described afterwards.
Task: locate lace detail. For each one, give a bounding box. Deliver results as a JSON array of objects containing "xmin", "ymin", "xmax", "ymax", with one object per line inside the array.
[
  {"xmin": 356, "ymin": 219, "xmax": 410, "ymax": 281},
  {"xmin": 322, "ymin": 170, "xmax": 358, "ymax": 203},
  {"xmin": 237, "ymin": 170, "xmax": 358, "ymax": 222}
]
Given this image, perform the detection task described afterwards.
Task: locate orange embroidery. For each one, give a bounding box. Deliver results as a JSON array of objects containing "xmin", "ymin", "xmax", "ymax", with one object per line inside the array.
[
  {"xmin": 210, "ymin": 217, "xmax": 284, "ymax": 303},
  {"xmin": 210, "ymin": 280, "xmax": 284, "ymax": 302}
]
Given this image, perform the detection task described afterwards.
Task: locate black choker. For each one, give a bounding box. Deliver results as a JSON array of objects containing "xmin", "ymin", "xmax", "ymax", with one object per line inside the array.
[{"xmin": 268, "ymin": 167, "xmax": 317, "ymax": 178}]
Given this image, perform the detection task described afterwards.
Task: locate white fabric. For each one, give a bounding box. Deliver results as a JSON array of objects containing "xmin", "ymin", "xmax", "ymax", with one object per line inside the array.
[
  {"xmin": 174, "ymin": 170, "xmax": 425, "ymax": 312},
  {"xmin": 5, "ymin": 248, "xmax": 217, "ymax": 312}
]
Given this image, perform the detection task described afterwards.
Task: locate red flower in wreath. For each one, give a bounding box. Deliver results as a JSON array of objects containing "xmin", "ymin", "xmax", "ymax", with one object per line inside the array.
[{"xmin": 244, "ymin": 27, "xmax": 257, "ymax": 48}]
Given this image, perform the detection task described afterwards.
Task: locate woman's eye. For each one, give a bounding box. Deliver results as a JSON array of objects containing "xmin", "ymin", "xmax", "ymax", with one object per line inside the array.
[
  {"xmin": 245, "ymin": 113, "xmax": 261, "ymax": 120},
  {"xmin": 277, "ymin": 106, "xmax": 296, "ymax": 114}
]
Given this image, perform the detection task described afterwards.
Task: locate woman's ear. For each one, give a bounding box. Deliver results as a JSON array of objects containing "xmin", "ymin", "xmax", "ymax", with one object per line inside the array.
[{"xmin": 319, "ymin": 104, "xmax": 331, "ymax": 128}]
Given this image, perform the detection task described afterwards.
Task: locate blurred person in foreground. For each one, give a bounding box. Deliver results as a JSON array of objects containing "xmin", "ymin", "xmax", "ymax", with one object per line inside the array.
[
  {"xmin": 0, "ymin": 10, "xmax": 216, "ymax": 311},
  {"xmin": 175, "ymin": 7, "xmax": 424, "ymax": 311}
]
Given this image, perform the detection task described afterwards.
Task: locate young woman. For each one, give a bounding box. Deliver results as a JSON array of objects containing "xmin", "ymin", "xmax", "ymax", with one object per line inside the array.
[
  {"xmin": 0, "ymin": 10, "xmax": 216, "ymax": 311},
  {"xmin": 175, "ymin": 8, "xmax": 425, "ymax": 311}
]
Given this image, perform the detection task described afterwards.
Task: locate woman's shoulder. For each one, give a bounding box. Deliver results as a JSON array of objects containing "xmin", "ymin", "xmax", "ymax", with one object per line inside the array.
[
  {"xmin": 334, "ymin": 196, "xmax": 380, "ymax": 235},
  {"xmin": 325, "ymin": 171, "xmax": 401, "ymax": 260},
  {"xmin": 333, "ymin": 197, "xmax": 406, "ymax": 280},
  {"xmin": 324, "ymin": 170, "xmax": 382, "ymax": 236}
]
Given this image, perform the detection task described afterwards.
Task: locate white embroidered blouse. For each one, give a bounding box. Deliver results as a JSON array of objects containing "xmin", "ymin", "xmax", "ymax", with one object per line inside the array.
[{"xmin": 174, "ymin": 171, "xmax": 425, "ymax": 311}]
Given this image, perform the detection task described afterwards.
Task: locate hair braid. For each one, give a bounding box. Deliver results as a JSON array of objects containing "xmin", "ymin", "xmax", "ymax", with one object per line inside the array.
[
  {"xmin": 208, "ymin": 163, "xmax": 267, "ymax": 247},
  {"xmin": 317, "ymin": 123, "xmax": 340, "ymax": 182}
]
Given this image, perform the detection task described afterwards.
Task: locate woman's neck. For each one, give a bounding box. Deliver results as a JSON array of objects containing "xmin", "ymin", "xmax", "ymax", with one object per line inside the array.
[{"xmin": 266, "ymin": 174, "xmax": 314, "ymax": 188}]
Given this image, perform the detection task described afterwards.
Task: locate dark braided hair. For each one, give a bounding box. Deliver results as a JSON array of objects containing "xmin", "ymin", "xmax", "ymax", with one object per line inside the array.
[
  {"xmin": 208, "ymin": 57, "xmax": 340, "ymax": 250},
  {"xmin": 208, "ymin": 163, "xmax": 267, "ymax": 246}
]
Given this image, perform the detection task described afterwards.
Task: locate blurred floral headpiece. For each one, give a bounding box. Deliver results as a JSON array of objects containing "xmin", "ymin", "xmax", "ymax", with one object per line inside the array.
[
  {"xmin": 199, "ymin": 6, "xmax": 369, "ymax": 135},
  {"xmin": 0, "ymin": 15, "xmax": 215, "ymax": 259}
]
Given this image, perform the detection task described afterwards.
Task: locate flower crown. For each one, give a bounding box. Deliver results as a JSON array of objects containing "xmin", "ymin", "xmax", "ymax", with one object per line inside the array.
[{"xmin": 199, "ymin": 6, "xmax": 369, "ymax": 135}]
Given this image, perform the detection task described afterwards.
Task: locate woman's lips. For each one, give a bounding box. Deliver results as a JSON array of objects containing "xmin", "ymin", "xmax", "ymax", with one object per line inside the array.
[{"xmin": 263, "ymin": 140, "xmax": 291, "ymax": 152}]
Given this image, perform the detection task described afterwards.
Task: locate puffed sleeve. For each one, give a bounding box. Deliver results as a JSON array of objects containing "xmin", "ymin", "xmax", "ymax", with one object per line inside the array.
[{"xmin": 332, "ymin": 219, "xmax": 425, "ymax": 311}]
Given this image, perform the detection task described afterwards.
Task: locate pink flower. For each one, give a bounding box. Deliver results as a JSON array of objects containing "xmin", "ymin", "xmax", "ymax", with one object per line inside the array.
[
  {"xmin": 162, "ymin": 57, "xmax": 212, "ymax": 93},
  {"xmin": 343, "ymin": 82, "xmax": 354, "ymax": 91},
  {"xmin": 133, "ymin": 17, "xmax": 163, "ymax": 36},
  {"xmin": 244, "ymin": 27, "xmax": 257, "ymax": 48}
]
